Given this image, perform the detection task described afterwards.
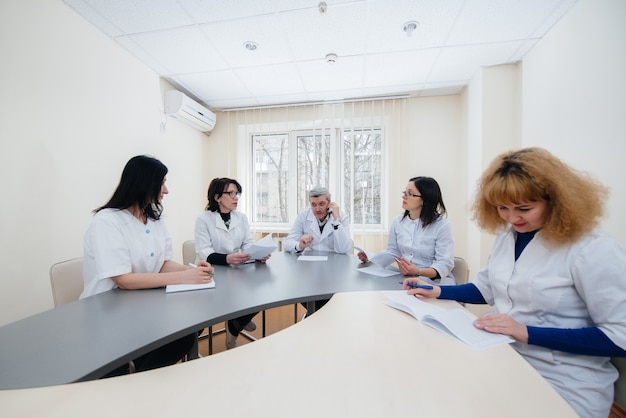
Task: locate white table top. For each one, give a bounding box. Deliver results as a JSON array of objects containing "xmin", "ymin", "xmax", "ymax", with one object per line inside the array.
[{"xmin": 0, "ymin": 291, "xmax": 576, "ymax": 417}]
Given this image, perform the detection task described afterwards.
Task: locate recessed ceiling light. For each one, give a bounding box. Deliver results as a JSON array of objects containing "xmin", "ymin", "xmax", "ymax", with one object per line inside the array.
[
  {"xmin": 244, "ymin": 41, "xmax": 258, "ymax": 51},
  {"xmin": 403, "ymin": 21, "xmax": 419, "ymax": 37},
  {"xmin": 325, "ymin": 53, "xmax": 338, "ymax": 64}
]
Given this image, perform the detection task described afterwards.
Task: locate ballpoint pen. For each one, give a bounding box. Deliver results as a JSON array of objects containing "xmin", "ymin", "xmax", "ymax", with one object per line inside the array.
[
  {"xmin": 398, "ymin": 281, "xmax": 433, "ymax": 290},
  {"xmin": 189, "ymin": 263, "xmax": 215, "ymax": 275}
]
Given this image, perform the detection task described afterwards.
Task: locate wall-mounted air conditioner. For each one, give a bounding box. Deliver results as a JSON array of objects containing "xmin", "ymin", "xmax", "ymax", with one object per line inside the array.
[{"xmin": 164, "ymin": 90, "xmax": 216, "ymax": 133}]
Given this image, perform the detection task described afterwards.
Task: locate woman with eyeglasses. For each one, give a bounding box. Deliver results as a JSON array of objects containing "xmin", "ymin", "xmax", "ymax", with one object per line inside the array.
[
  {"xmin": 194, "ymin": 177, "xmax": 268, "ymax": 349},
  {"xmin": 357, "ymin": 176, "xmax": 455, "ymax": 285}
]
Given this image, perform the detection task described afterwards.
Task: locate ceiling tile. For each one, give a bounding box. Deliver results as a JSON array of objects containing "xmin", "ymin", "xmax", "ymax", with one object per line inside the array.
[
  {"xmin": 126, "ymin": 26, "xmax": 229, "ymax": 74},
  {"xmin": 80, "ymin": 0, "xmax": 194, "ymax": 34},
  {"xmin": 61, "ymin": 0, "xmax": 580, "ymax": 109}
]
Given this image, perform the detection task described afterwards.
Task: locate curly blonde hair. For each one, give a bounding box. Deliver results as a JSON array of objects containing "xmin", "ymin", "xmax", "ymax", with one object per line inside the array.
[{"xmin": 472, "ymin": 147, "xmax": 607, "ymax": 246}]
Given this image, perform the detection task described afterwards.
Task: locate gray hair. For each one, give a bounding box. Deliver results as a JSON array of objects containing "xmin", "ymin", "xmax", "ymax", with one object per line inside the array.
[{"xmin": 309, "ymin": 186, "xmax": 331, "ymax": 200}]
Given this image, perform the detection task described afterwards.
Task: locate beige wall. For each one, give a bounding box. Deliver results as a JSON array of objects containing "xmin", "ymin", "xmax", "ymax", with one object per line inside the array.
[
  {"xmin": 0, "ymin": 0, "xmax": 209, "ymax": 325},
  {"xmin": 0, "ymin": 0, "xmax": 624, "ymax": 327},
  {"xmin": 520, "ymin": 0, "xmax": 626, "ymax": 246}
]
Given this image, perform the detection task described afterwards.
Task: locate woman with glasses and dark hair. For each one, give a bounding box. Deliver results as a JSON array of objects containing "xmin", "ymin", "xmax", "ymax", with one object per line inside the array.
[
  {"xmin": 357, "ymin": 176, "xmax": 455, "ymax": 285},
  {"xmin": 194, "ymin": 177, "xmax": 268, "ymax": 349},
  {"xmin": 81, "ymin": 155, "xmax": 213, "ymax": 376}
]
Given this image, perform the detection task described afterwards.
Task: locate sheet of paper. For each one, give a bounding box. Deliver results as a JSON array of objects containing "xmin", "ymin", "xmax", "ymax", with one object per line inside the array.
[
  {"xmin": 352, "ymin": 245, "xmax": 373, "ymax": 260},
  {"xmin": 357, "ymin": 264, "xmax": 401, "ymax": 277},
  {"xmin": 166, "ymin": 281, "xmax": 215, "ymax": 293},
  {"xmin": 297, "ymin": 255, "xmax": 328, "ymax": 261},
  {"xmin": 245, "ymin": 234, "xmax": 277, "ymax": 260}
]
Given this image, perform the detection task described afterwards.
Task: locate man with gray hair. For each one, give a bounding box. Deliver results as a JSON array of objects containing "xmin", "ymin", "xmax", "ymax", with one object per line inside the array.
[
  {"xmin": 284, "ymin": 186, "xmax": 351, "ymax": 254},
  {"xmin": 284, "ymin": 186, "xmax": 352, "ymax": 315}
]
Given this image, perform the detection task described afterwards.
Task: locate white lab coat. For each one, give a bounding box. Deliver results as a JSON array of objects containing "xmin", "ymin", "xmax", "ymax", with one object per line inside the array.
[
  {"xmin": 284, "ymin": 208, "xmax": 351, "ymax": 254},
  {"xmin": 370, "ymin": 215, "xmax": 455, "ymax": 285},
  {"xmin": 194, "ymin": 210, "xmax": 255, "ymax": 263},
  {"xmin": 473, "ymin": 227, "xmax": 626, "ymax": 418},
  {"xmin": 81, "ymin": 209, "xmax": 172, "ymax": 298}
]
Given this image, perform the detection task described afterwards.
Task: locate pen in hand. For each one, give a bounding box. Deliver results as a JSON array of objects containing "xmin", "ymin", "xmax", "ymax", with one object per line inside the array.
[
  {"xmin": 189, "ymin": 263, "xmax": 214, "ymax": 275},
  {"xmin": 398, "ymin": 281, "xmax": 433, "ymax": 290}
]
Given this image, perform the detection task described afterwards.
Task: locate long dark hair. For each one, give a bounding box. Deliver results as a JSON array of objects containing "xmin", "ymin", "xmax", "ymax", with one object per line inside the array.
[
  {"xmin": 95, "ymin": 155, "xmax": 168, "ymax": 221},
  {"xmin": 206, "ymin": 177, "xmax": 242, "ymax": 212},
  {"xmin": 403, "ymin": 176, "xmax": 447, "ymax": 227}
]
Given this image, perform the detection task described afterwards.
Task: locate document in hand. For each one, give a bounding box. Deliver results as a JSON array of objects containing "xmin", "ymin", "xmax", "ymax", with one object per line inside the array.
[
  {"xmin": 246, "ymin": 234, "xmax": 278, "ymax": 260},
  {"xmin": 382, "ymin": 291, "xmax": 514, "ymax": 350}
]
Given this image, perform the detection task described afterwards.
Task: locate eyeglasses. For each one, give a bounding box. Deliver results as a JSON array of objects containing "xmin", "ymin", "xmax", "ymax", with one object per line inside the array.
[
  {"xmin": 224, "ymin": 191, "xmax": 241, "ymax": 198},
  {"xmin": 402, "ymin": 191, "xmax": 422, "ymax": 198}
]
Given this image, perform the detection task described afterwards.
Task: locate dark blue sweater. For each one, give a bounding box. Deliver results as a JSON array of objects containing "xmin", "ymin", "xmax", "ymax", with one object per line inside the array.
[{"xmin": 439, "ymin": 284, "xmax": 625, "ymax": 356}]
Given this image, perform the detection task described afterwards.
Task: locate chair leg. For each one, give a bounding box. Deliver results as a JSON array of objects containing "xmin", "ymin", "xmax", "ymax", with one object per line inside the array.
[
  {"xmin": 202, "ymin": 324, "xmax": 226, "ymax": 355},
  {"xmin": 262, "ymin": 310, "xmax": 266, "ymax": 338},
  {"xmin": 185, "ymin": 336, "xmax": 199, "ymax": 360}
]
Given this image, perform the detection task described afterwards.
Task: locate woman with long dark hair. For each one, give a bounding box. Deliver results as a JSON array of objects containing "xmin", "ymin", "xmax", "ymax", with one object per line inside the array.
[
  {"xmin": 357, "ymin": 176, "xmax": 455, "ymax": 284},
  {"xmin": 81, "ymin": 155, "xmax": 213, "ymax": 375}
]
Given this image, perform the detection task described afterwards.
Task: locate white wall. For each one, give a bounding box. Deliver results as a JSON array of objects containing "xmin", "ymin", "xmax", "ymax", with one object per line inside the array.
[
  {"xmin": 1, "ymin": 0, "xmax": 623, "ymax": 326},
  {"xmin": 0, "ymin": 0, "xmax": 209, "ymax": 325},
  {"xmin": 520, "ymin": 0, "xmax": 626, "ymax": 247}
]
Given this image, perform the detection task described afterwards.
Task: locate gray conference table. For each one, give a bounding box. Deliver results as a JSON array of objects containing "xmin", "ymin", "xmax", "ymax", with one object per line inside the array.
[{"xmin": 0, "ymin": 251, "xmax": 404, "ymax": 390}]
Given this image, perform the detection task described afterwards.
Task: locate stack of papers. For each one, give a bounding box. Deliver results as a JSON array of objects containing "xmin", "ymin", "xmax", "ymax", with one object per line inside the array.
[
  {"xmin": 382, "ymin": 291, "xmax": 513, "ymax": 350},
  {"xmin": 166, "ymin": 281, "xmax": 215, "ymax": 293},
  {"xmin": 297, "ymin": 255, "xmax": 328, "ymax": 261},
  {"xmin": 246, "ymin": 234, "xmax": 277, "ymax": 260},
  {"xmin": 357, "ymin": 263, "xmax": 399, "ymax": 277}
]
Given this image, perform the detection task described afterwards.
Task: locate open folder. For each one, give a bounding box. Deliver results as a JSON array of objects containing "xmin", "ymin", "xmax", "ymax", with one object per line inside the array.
[{"xmin": 382, "ymin": 291, "xmax": 513, "ymax": 350}]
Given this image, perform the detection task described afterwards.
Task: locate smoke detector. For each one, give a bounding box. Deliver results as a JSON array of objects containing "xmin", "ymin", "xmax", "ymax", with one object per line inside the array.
[
  {"xmin": 325, "ymin": 53, "xmax": 338, "ymax": 64},
  {"xmin": 403, "ymin": 21, "xmax": 419, "ymax": 37}
]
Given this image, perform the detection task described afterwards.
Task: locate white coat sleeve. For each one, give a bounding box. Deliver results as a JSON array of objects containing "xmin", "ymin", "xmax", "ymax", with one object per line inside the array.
[
  {"xmin": 284, "ymin": 211, "xmax": 307, "ymax": 253},
  {"xmin": 194, "ymin": 213, "xmax": 217, "ymax": 263},
  {"xmin": 331, "ymin": 211, "xmax": 352, "ymax": 254}
]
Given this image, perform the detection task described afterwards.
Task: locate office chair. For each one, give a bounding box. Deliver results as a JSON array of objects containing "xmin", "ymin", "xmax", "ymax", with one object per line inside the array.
[
  {"xmin": 50, "ymin": 257, "xmax": 85, "ymax": 307},
  {"xmin": 49, "ymin": 257, "xmax": 137, "ymax": 373},
  {"xmin": 612, "ymin": 358, "xmax": 626, "ymax": 414},
  {"xmin": 182, "ymin": 240, "xmax": 259, "ymax": 355},
  {"xmin": 451, "ymin": 257, "xmax": 470, "ymax": 285}
]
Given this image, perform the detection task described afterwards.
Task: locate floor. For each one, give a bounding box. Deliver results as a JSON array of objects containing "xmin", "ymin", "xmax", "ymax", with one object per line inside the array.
[{"xmin": 196, "ymin": 303, "xmax": 308, "ymax": 356}]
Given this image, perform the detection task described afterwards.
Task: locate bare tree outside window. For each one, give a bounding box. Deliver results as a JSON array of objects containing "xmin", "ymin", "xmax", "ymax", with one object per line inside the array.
[
  {"xmin": 296, "ymin": 133, "xmax": 330, "ymax": 212},
  {"xmin": 344, "ymin": 129, "xmax": 382, "ymax": 225},
  {"xmin": 251, "ymin": 128, "xmax": 382, "ymax": 228},
  {"xmin": 253, "ymin": 134, "xmax": 288, "ymax": 223}
]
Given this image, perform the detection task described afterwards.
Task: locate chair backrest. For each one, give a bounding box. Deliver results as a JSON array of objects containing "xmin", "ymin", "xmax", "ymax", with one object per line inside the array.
[
  {"xmin": 182, "ymin": 240, "xmax": 196, "ymax": 265},
  {"xmin": 613, "ymin": 358, "xmax": 626, "ymax": 409},
  {"xmin": 49, "ymin": 257, "xmax": 84, "ymax": 307},
  {"xmin": 452, "ymin": 257, "xmax": 469, "ymax": 285}
]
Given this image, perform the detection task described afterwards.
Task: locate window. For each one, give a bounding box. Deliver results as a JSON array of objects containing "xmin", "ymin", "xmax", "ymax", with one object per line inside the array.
[{"xmin": 250, "ymin": 127, "xmax": 383, "ymax": 230}]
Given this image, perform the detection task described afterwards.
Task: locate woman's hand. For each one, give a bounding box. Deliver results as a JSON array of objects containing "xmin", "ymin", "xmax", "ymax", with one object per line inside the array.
[
  {"xmin": 395, "ymin": 257, "xmax": 418, "ymax": 276},
  {"xmin": 257, "ymin": 253, "xmax": 271, "ymax": 264},
  {"xmin": 227, "ymin": 252, "xmax": 251, "ymax": 266},
  {"xmin": 357, "ymin": 251, "xmax": 369, "ymax": 263},
  {"xmin": 185, "ymin": 261, "xmax": 214, "ymax": 284},
  {"xmin": 473, "ymin": 313, "xmax": 528, "ymax": 343},
  {"xmin": 402, "ymin": 278, "xmax": 441, "ymax": 298}
]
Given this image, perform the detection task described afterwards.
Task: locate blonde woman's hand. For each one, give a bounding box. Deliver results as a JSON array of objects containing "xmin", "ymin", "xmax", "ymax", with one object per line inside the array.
[
  {"xmin": 401, "ymin": 278, "xmax": 441, "ymax": 298},
  {"xmin": 473, "ymin": 313, "xmax": 529, "ymax": 343}
]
